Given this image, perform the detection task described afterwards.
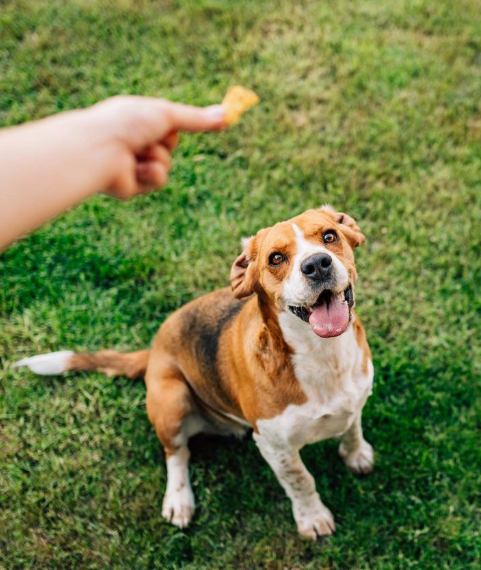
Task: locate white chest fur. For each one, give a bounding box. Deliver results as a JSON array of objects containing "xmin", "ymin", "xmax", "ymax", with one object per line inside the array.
[{"xmin": 256, "ymin": 311, "xmax": 373, "ymax": 449}]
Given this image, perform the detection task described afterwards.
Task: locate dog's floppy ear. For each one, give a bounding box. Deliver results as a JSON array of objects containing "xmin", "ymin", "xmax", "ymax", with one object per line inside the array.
[
  {"xmin": 320, "ymin": 205, "xmax": 366, "ymax": 248},
  {"xmin": 230, "ymin": 236, "xmax": 258, "ymax": 299},
  {"xmin": 336, "ymin": 212, "xmax": 366, "ymax": 247}
]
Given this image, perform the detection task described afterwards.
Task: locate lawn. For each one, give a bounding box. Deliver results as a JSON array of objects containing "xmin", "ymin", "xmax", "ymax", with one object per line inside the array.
[{"xmin": 1, "ymin": 0, "xmax": 480, "ymax": 568}]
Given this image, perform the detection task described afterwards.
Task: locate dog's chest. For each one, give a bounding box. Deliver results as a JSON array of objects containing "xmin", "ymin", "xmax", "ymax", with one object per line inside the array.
[
  {"xmin": 274, "ymin": 374, "xmax": 369, "ymax": 447},
  {"xmin": 257, "ymin": 315, "xmax": 373, "ymax": 448}
]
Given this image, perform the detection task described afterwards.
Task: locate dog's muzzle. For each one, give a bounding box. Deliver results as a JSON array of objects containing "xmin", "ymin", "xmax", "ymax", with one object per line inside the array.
[{"xmin": 288, "ymin": 285, "xmax": 354, "ymax": 338}]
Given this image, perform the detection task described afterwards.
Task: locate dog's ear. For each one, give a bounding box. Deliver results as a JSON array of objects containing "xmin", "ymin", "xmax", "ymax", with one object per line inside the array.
[
  {"xmin": 230, "ymin": 236, "xmax": 258, "ymax": 299},
  {"xmin": 336, "ymin": 212, "xmax": 366, "ymax": 248},
  {"xmin": 319, "ymin": 205, "xmax": 366, "ymax": 248}
]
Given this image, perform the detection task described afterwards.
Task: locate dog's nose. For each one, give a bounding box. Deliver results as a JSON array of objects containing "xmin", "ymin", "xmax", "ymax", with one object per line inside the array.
[{"xmin": 301, "ymin": 253, "xmax": 332, "ymax": 281}]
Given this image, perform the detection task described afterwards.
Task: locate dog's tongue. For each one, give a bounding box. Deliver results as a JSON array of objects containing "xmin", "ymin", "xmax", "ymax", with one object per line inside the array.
[{"xmin": 309, "ymin": 293, "xmax": 350, "ymax": 338}]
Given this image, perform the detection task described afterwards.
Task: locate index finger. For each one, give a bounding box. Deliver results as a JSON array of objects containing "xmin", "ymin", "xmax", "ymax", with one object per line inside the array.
[{"xmin": 163, "ymin": 102, "xmax": 227, "ymax": 133}]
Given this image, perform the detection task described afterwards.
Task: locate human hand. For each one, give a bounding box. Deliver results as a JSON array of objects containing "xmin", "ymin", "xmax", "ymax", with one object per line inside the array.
[{"xmin": 88, "ymin": 96, "xmax": 226, "ymax": 199}]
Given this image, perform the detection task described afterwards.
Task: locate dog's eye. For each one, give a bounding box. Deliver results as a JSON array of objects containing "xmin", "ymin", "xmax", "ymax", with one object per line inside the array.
[
  {"xmin": 269, "ymin": 252, "xmax": 286, "ymax": 266},
  {"xmin": 323, "ymin": 231, "xmax": 338, "ymax": 244}
]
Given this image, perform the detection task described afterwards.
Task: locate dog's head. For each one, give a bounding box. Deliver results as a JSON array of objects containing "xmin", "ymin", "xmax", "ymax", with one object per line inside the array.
[{"xmin": 230, "ymin": 206, "xmax": 365, "ymax": 338}]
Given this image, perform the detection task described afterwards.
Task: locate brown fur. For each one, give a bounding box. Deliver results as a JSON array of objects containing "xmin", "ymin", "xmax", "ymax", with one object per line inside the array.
[
  {"xmin": 69, "ymin": 350, "xmax": 149, "ymax": 379},
  {"xmin": 352, "ymin": 315, "xmax": 372, "ymax": 375}
]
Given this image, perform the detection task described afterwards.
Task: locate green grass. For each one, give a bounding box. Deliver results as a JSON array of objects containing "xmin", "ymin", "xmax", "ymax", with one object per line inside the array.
[{"xmin": 1, "ymin": 0, "xmax": 480, "ymax": 568}]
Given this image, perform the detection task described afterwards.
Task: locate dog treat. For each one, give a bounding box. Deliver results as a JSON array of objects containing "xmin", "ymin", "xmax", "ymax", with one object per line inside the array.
[{"xmin": 221, "ymin": 86, "xmax": 260, "ymax": 125}]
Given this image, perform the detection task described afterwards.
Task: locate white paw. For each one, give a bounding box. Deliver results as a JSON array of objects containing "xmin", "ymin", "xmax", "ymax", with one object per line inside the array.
[
  {"xmin": 162, "ymin": 485, "xmax": 195, "ymax": 529},
  {"xmin": 339, "ymin": 440, "xmax": 374, "ymax": 476},
  {"xmin": 293, "ymin": 496, "xmax": 336, "ymax": 540}
]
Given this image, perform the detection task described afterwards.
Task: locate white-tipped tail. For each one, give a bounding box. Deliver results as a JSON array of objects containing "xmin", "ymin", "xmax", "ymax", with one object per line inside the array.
[{"xmin": 13, "ymin": 350, "xmax": 75, "ymax": 375}]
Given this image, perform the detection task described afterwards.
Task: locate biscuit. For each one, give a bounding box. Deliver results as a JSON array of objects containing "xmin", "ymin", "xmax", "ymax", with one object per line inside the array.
[{"xmin": 222, "ymin": 86, "xmax": 260, "ymax": 125}]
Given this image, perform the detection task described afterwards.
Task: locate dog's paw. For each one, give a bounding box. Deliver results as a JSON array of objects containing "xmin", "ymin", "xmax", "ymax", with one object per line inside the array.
[
  {"xmin": 293, "ymin": 498, "xmax": 336, "ymax": 540},
  {"xmin": 339, "ymin": 440, "xmax": 374, "ymax": 476},
  {"xmin": 162, "ymin": 486, "xmax": 195, "ymax": 529}
]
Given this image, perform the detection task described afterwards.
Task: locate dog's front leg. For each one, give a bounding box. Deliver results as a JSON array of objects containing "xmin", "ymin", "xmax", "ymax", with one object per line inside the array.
[
  {"xmin": 339, "ymin": 413, "xmax": 374, "ymax": 476},
  {"xmin": 254, "ymin": 434, "xmax": 335, "ymax": 540}
]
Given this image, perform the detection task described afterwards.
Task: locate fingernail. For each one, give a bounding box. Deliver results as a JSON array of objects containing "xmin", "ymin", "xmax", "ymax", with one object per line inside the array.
[{"xmin": 205, "ymin": 104, "xmax": 226, "ymax": 122}]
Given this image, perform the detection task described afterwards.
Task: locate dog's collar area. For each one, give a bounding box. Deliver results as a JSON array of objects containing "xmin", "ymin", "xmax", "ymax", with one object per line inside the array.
[{"xmin": 288, "ymin": 284, "xmax": 353, "ymax": 323}]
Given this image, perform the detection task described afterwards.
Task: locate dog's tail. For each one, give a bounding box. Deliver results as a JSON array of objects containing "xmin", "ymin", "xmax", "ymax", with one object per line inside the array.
[{"xmin": 13, "ymin": 349, "xmax": 150, "ymax": 380}]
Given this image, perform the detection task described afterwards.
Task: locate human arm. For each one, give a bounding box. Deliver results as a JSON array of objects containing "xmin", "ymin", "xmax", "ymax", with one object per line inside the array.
[{"xmin": 0, "ymin": 96, "xmax": 225, "ymax": 251}]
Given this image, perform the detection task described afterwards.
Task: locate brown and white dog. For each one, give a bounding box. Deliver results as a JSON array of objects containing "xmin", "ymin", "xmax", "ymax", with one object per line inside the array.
[{"xmin": 15, "ymin": 206, "xmax": 374, "ymax": 540}]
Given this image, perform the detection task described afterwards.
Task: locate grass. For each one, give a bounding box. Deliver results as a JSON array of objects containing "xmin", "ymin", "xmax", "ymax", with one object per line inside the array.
[{"xmin": 1, "ymin": 0, "xmax": 480, "ymax": 568}]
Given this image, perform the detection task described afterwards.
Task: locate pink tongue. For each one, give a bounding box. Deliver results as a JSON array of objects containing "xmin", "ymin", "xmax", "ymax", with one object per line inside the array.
[{"xmin": 309, "ymin": 293, "xmax": 350, "ymax": 338}]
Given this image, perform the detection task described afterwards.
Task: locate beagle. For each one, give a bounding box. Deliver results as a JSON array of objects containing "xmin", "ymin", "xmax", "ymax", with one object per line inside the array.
[{"xmin": 15, "ymin": 206, "xmax": 374, "ymax": 540}]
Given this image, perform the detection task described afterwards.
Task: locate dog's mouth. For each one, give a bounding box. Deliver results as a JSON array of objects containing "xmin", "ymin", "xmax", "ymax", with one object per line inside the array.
[{"xmin": 289, "ymin": 285, "xmax": 354, "ymax": 338}]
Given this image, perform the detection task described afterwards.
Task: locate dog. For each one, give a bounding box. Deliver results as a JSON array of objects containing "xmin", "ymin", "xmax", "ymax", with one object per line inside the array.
[{"xmin": 15, "ymin": 206, "xmax": 374, "ymax": 540}]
